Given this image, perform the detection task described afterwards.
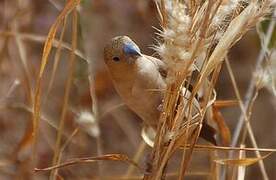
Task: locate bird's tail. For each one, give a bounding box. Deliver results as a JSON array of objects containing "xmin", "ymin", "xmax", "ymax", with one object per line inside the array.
[{"xmin": 199, "ymin": 122, "xmax": 217, "ymax": 145}]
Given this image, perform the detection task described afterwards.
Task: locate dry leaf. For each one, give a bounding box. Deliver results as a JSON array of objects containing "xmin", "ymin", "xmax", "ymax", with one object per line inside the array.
[{"xmin": 214, "ymin": 152, "xmax": 273, "ymax": 166}]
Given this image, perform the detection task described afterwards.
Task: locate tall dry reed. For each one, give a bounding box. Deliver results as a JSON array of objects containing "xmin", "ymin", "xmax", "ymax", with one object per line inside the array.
[{"xmin": 143, "ymin": 0, "xmax": 274, "ymax": 179}]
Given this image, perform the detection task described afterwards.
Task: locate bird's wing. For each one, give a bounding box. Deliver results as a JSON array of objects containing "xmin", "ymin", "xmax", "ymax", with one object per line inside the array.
[
  {"xmin": 144, "ymin": 55, "xmax": 168, "ymax": 79},
  {"xmin": 131, "ymin": 58, "xmax": 165, "ymax": 96},
  {"xmin": 141, "ymin": 56, "xmax": 217, "ymax": 145}
]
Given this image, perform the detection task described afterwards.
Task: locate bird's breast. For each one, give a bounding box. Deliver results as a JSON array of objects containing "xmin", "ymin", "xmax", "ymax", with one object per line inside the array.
[{"xmin": 109, "ymin": 57, "xmax": 166, "ymax": 127}]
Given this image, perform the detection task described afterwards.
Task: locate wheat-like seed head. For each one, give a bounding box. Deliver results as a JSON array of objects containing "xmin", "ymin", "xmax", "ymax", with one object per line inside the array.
[
  {"xmin": 145, "ymin": 0, "xmax": 274, "ymax": 179},
  {"xmin": 154, "ymin": 0, "xmax": 253, "ymax": 81}
]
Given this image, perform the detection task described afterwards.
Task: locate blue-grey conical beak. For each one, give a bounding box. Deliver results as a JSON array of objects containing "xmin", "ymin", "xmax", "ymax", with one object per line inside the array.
[{"xmin": 123, "ymin": 43, "xmax": 142, "ymax": 57}]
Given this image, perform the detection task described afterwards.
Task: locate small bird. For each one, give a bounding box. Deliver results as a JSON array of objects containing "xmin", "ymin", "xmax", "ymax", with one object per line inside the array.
[{"xmin": 104, "ymin": 36, "xmax": 216, "ymax": 145}]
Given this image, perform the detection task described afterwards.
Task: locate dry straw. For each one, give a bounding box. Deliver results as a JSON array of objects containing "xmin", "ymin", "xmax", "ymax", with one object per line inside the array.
[{"xmin": 144, "ymin": 0, "xmax": 275, "ymax": 179}]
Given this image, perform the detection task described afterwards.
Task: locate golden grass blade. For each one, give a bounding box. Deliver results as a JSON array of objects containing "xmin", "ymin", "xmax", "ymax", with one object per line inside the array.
[
  {"xmin": 214, "ymin": 152, "xmax": 273, "ymax": 166},
  {"xmin": 32, "ymin": 0, "xmax": 80, "ymax": 163},
  {"xmin": 48, "ymin": 17, "xmax": 68, "ymax": 94},
  {"xmin": 194, "ymin": 2, "xmax": 259, "ymax": 95},
  {"xmin": 38, "ymin": 0, "xmax": 80, "ymax": 78},
  {"xmin": 12, "ymin": 21, "xmax": 33, "ymax": 103},
  {"xmin": 155, "ymin": 0, "xmax": 168, "ymax": 28},
  {"xmin": 34, "ymin": 154, "xmax": 143, "ymax": 173},
  {"xmin": 60, "ymin": 128, "xmax": 79, "ymax": 154},
  {"xmin": 147, "ymin": 1, "xmax": 273, "ymax": 179},
  {"xmin": 50, "ymin": 8, "xmax": 78, "ymax": 179},
  {"xmin": 203, "ymin": 2, "xmax": 257, "ymax": 77},
  {"xmin": 178, "ymin": 126, "xmax": 202, "ymax": 180},
  {"xmin": 54, "ymin": 128, "xmax": 79, "ymax": 179},
  {"xmin": 225, "ymin": 57, "xmax": 269, "ymax": 179},
  {"xmin": 12, "ymin": 19, "xmax": 34, "ymax": 159},
  {"xmin": 237, "ymin": 145, "xmax": 246, "ymax": 180},
  {"xmin": 179, "ymin": 64, "xmax": 221, "ymax": 180},
  {"xmin": 182, "ymin": 144, "xmax": 276, "ymax": 153}
]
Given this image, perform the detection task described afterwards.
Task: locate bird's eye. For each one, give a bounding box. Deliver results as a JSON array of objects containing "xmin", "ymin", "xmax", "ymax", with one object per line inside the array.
[{"xmin": 112, "ymin": 57, "xmax": 120, "ymax": 62}]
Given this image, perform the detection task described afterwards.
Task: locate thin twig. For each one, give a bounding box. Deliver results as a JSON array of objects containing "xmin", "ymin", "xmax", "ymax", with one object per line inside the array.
[
  {"xmin": 125, "ymin": 141, "xmax": 147, "ymax": 177},
  {"xmin": 232, "ymin": 5, "xmax": 276, "ymax": 149},
  {"xmin": 225, "ymin": 57, "xmax": 269, "ymax": 180},
  {"xmin": 35, "ymin": 154, "xmax": 143, "ymax": 173},
  {"xmin": 12, "ymin": 20, "xmax": 33, "ymax": 104},
  {"xmin": 50, "ymin": 9, "xmax": 78, "ymax": 179},
  {"xmin": 183, "ymin": 144, "xmax": 276, "ymax": 153},
  {"xmin": 47, "ymin": 17, "xmax": 68, "ymax": 94},
  {"xmin": 0, "ymin": 31, "xmax": 88, "ymax": 62}
]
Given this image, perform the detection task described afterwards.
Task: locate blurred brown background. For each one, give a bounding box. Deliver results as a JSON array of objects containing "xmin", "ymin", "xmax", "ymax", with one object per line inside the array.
[{"xmin": 0, "ymin": 0, "xmax": 275, "ymax": 179}]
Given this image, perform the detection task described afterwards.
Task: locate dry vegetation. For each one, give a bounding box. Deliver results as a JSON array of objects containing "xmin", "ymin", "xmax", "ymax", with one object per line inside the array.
[{"xmin": 0, "ymin": 0, "xmax": 276, "ymax": 180}]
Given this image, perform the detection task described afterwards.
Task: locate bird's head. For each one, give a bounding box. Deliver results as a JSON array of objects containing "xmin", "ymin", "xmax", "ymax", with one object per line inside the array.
[{"xmin": 104, "ymin": 36, "xmax": 142, "ymax": 67}]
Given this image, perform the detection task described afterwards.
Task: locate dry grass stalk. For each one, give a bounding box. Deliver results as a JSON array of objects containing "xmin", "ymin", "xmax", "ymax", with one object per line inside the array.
[
  {"xmin": 220, "ymin": 7, "xmax": 276, "ymax": 180},
  {"xmin": 237, "ymin": 144, "xmax": 246, "ymax": 180},
  {"xmin": 232, "ymin": 7, "xmax": 276, "ymax": 146},
  {"xmin": 12, "ymin": 21, "xmax": 33, "ymax": 103},
  {"xmin": 35, "ymin": 154, "xmax": 143, "ymax": 173},
  {"xmin": 225, "ymin": 56, "xmax": 269, "ymax": 179},
  {"xmin": 50, "ymin": 8, "xmax": 78, "ymax": 180},
  {"xmin": 47, "ymin": 17, "xmax": 68, "ymax": 94},
  {"xmin": 182, "ymin": 144, "xmax": 276, "ymax": 152},
  {"xmin": 32, "ymin": 1, "xmax": 81, "ymax": 164},
  {"xmin": 10, "ymin": 14, "xmax": 35, "ymax": 160},
  {"xmin": 227, "ymin": 13, "xmax": 276, "ymax": 180},
  {"xmin": 144, "ymin": 0, "xmax": 274, "ymax": 179},
  {"xmin": 0, "ymin": 31, "xmax": 87, "ymax": 62}
]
